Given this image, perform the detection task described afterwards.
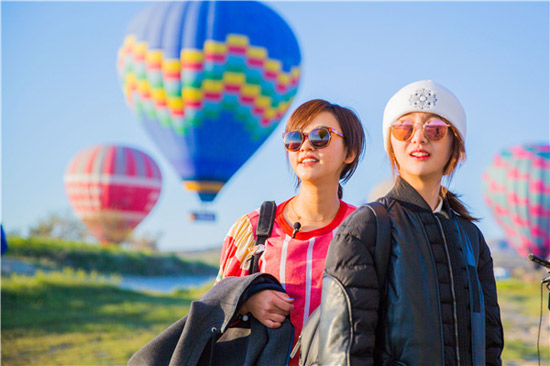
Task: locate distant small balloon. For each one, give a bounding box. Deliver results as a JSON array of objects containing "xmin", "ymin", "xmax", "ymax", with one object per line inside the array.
[
  {"xmin": 482, "ymin": 143, "xmax": 550, "ymax": 258},
  {"xmin": 64, "ymin": 145, "xmax": 162, "ymax": 245}
]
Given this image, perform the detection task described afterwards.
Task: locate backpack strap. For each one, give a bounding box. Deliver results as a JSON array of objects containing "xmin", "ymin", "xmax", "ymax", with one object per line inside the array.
[
  {"xmin": 249, "ymin": 201, "xmax": 277, "ymax": 274},
  {"xmin": 366, "ymin": 202, "xmax": 391, "ymax": 294}
]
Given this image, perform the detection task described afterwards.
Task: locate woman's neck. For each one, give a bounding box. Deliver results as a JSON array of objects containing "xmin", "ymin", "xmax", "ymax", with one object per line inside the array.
[
  {"xmin": 286, "ymin": 181, "xmax": 341, "ymax": 230},
  {"xmin": 400, "ymin": 173, "xmax": 441, "ymax": 211}
]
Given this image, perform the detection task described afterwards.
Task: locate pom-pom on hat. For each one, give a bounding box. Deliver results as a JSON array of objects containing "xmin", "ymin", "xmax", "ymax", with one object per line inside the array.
[{"xmin": 382, "ymin": 80, "xmax": 466, "ymax": 153}]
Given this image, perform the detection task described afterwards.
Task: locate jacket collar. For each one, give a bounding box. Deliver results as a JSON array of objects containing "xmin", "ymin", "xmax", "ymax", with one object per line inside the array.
[{"xmin": 386, "ymin": 176, "xmax": 452, "ymax": 216}]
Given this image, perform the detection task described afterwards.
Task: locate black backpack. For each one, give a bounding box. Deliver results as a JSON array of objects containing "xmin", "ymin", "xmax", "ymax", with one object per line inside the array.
[
  {"xmin": 248, "ymin": 201, "xmax": 277, "ymax": 274},
  {"xmin": 290, "ymin": 201, "xmax": 391, "ymax": 366}
]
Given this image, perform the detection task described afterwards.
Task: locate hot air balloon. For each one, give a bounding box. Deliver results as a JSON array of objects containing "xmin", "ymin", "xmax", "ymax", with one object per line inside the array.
[
  {"xmin": 64, "ymin": 145, "xmax": 162, "ymax": 245},
  {"xmin": 482, "ymin": 143, "xmax": 550, "ymax": 258},
  {"xmin": 117, "ymin": 1, "xmax": 301, "ymax": 209}
]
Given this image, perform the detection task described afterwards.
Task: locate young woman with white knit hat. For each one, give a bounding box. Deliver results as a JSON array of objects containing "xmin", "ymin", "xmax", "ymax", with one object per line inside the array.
[{"xmin": 317, "ymin": 80, "xmax": 504, "ymax": 365}]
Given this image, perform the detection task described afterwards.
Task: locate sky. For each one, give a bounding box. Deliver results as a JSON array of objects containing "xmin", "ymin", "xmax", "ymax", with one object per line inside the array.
[{"xmin": 2, "ymin": 1, "xmax": 549, "ymax": 252}]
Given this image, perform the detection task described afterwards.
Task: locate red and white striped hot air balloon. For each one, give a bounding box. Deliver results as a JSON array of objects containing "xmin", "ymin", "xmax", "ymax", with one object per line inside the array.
[{"xmin": 64, "ymin": 145, "xmax": 162, "ymax": 245}]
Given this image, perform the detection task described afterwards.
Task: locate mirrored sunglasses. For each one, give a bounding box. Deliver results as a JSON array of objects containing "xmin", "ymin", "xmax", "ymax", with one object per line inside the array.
[
  {"xmin": 391, "ymin": 119, "xmax": 451, "ymax": 142},
  {"xmin": 282, "ymin": 126, "xmax": 344, "ymax": 152}
]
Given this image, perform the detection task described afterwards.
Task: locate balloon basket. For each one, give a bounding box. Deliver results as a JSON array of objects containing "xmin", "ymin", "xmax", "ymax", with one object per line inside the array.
[{"xmin": 189, "ymin": 211, "xmax": 216, "ymax": 222}]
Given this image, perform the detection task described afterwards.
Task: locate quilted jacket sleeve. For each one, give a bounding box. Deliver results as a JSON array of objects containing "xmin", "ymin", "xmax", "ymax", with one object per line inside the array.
[
  {"xmin": 318, "ymin": 206, "xmax": 379, "ymax": 366},
  {"xmin": 476, "ymin": 227, "xmax": 504, "ymax": 365}
]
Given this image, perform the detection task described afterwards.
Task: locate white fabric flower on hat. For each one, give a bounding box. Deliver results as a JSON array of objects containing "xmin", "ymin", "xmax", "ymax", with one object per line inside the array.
[{"xmin": 409, "ymin": 89, "xmax": 437, "ymax": 110}]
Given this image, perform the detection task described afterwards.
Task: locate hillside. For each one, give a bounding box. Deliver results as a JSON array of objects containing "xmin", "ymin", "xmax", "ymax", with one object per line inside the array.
[{"xmin": 3, "ymin": 236, "xmax": 218, "ymax": 276}]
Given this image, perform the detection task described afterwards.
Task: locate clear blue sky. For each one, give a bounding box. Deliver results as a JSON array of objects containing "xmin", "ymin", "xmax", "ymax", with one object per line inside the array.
[{"xmin": 2, "ymin": 1, "xmax": 549, "ymax": 251}]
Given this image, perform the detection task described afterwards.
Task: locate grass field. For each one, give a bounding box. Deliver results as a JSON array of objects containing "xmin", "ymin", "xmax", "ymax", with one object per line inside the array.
[
  {"xmin": 496, "ymin": 278, "xmax": 550, "ymax": 365},
  {"xmin": 1, "ymin": 236, "xmax": 549, "ymax": 365},
  {"xmin": 2, "ymin": 268, "xmax": 549, "ymax": 365},
  {"xmin": 1, "ymin": 269, "xmax": 212, "ymax": 365}
]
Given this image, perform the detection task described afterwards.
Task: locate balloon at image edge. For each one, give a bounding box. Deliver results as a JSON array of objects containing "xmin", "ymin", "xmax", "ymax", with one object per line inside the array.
[
  {"xmin": 117, "ymin": 1, "xmax": 301, "ymax": 205},
  {"xmin": 482, "ymin": 143, "xmax": 550, "ymax": 258},
  {"xmin": 64, "ymin": 145, "xmax": 162, "ymax": 245}
]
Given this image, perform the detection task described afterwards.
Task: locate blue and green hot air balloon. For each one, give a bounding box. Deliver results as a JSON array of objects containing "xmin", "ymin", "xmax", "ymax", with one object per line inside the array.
[{"xmin": 117, "ymin": 1, "xmax": 301, "ymax": 206}]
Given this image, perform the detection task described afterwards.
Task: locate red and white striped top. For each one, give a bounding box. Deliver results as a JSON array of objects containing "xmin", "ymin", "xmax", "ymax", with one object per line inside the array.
[{"xmin": 217, "ymin": 198, "xmax": 355, "ymax": 364}]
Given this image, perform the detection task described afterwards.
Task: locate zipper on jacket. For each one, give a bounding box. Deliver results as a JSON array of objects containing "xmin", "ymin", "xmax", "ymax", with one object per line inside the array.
[{"xmin": 435, "ymin": 215, "xmax": 461, "ymax": 365}]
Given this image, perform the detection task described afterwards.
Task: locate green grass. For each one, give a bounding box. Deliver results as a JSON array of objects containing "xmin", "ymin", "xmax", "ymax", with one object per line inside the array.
[
  {"xmin": 2, "ymin": 270, "xmax": 548, "ymax": 365},
  {"xmin": 4, "ymin": 236, "xmax": 217, "ymax": 276},
  {"xmin": 1, "ymin": 269, "xmax": 212, "ymax": 365},
  {"xmin": 502, "ymin": 339, "xmax": 549, "ymax": 366},
  {"xmin": 497, "ymin": 278, "xmax": 550, "ymax": 364},
  {"xmin": 497, "ymin": 278, "xmax": 546, "ymax": 317}
]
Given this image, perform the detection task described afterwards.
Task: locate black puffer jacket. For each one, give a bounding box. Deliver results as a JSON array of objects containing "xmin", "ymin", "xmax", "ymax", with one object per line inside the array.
[{"xmin": 318, "ymin": 177, "xmax": 503, "ymax": 366}]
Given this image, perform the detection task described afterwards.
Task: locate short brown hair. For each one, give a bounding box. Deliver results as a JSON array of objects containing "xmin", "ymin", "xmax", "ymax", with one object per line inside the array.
[{"xmin": 286, "ymin": 99, "xmax": 366, "ymax": 197}]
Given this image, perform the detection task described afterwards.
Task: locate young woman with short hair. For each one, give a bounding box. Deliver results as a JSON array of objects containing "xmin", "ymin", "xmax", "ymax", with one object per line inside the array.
[{"xmin": 218, "ymin": 99, "xmax": 365, "ymax": 365}]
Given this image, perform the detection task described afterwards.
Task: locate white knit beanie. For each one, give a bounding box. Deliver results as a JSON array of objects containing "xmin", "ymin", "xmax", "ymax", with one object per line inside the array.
[{"xmin": 382, "ymin": 80, "xmax": 466, "ymax": 153}]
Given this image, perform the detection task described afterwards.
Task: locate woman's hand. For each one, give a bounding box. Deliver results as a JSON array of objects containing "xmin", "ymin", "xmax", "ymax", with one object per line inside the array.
[{"xmin": 239, "ymin": 290, "xmax": 294, "ymax": 328}]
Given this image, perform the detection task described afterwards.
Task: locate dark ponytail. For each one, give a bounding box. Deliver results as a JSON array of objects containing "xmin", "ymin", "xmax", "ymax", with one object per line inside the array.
[
  {"xmin": 439, "ymin": 127, "xmax": 478, "ymax": 221},
  {"xmin": 440, "ymin": 186, "xmax": 478, "ymax": 222},
  {"xmin": 338, "ymin": 184, "xmax": 343, "ymax": 199}
]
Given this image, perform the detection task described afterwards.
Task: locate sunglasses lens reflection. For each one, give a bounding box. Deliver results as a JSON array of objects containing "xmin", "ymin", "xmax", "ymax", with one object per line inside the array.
[
  {"xmin": 391, "ymin": 121, "xmax": 414, "ymax": 141},
  {"xmin": 309, "ymin": 128, "xmax": 331, "ymax": 148},
  {"xmin": 424, "ymin": 120, "xmax": 448, "ymax": 141},
  {"xmin": 284, "ymin": 131, "xmax": 304, "ymax": 151}
]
